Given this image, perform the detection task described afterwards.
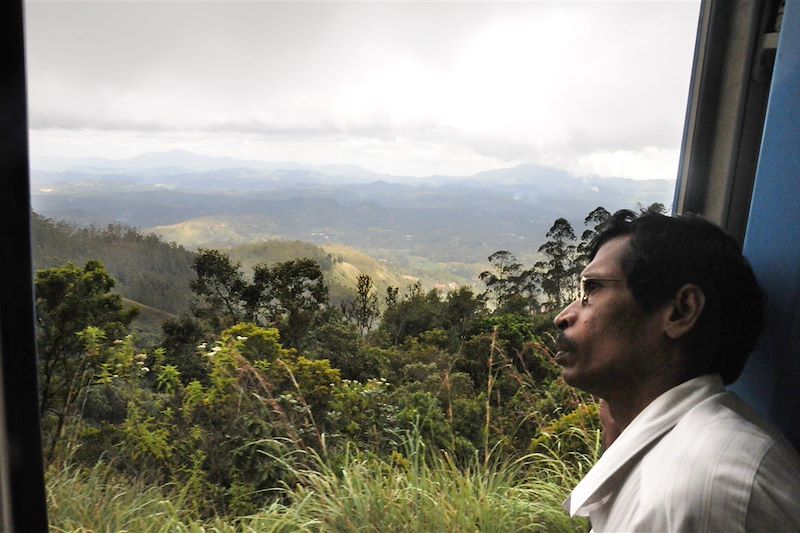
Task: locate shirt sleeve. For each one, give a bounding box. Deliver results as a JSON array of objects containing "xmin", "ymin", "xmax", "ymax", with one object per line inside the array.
[{"xmin": 745, "ymin": 441, "xmax": 800, "ymax": 532}]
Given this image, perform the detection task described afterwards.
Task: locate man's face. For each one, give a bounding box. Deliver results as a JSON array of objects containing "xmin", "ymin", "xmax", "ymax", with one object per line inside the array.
[{"xmin": 553, "ymin": 235, "xmax": 667, "ymax": 397}]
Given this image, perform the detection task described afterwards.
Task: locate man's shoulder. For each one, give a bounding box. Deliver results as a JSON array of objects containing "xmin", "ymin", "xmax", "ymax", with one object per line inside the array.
[
  {"xmin": 567, "ymin": 378, "xmax": 800, "ymax": 531},
  {"xmin": 651, "ymin": 390, "xmax": 799, "ymax": 475},
  {"xmin": 672, "ymin": 391, "xmax": 794, "ymax": 452},
  {"xmin": 638, "ymin": 390, "xmax": 800, "ymax": 530}
]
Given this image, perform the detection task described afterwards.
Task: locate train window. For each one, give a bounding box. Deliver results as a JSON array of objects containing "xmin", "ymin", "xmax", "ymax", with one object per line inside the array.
[{"xmin": 23, "ymin": 1, "xmax": 701, "ymax": 529}]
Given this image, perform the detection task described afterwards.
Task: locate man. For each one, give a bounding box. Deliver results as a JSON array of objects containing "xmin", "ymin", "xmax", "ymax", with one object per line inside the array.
[{"xmin": 553, "ymin": 210, "xmax": 800, "ymax": 532}]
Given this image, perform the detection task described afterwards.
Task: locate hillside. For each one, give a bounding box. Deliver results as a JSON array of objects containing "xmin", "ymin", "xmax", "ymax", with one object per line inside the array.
[{"xmin": 31, "ymin": 213, "xmax": 434, "ymax": 321}]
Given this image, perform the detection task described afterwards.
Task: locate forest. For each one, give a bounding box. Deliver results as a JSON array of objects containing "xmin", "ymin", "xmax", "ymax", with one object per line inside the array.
[{"xmin": 36, "ymin": 204, "xmax": 663, "ymax": 531}]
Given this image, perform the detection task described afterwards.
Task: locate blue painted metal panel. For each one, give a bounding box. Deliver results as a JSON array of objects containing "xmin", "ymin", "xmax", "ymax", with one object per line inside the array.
[{"xmin": 735, "ymin": 0, "xmax": 800, "ymax": 450}]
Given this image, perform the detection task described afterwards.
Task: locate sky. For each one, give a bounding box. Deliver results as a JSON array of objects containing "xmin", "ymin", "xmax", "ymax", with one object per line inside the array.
[{"xmin": 24, "ymin": 1, "xmax": 700, "ymax": 180}]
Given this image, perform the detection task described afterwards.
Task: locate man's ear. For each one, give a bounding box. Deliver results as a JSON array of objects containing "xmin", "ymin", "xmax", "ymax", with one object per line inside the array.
[{"xmin": 664, "ymin": 284, "xmax": 705, "ymax": 340}]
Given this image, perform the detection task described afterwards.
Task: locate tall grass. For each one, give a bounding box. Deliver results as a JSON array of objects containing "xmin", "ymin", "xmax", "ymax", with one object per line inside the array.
[
  {"xmin": 46, "ymin": 460, "xmax": 224, "ymax": 532},
  {"xmin": 244, "ymin": 428, "xmax": 594, "ymax": 533},
  {"xmin": 47, "ymin": 428, "xmax": 596, "ymax": 532}
]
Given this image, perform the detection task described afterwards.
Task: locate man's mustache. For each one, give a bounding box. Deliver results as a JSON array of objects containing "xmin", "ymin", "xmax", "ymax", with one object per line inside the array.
[{"xmin": 555, "ymin": 332, "xmax": 577, "ymax": 353}]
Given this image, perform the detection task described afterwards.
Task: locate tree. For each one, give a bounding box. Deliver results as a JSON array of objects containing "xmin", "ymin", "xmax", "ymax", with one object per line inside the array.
[
  {"xmin": 385, "ymin": 286, "xmax": 399, "ymax": 308},
  {"xmin": 441, "ymin": 286, "xmax": 486, "ymax": 348},
  {"xmin": 305, "ymin": 308, "xmax": 384, "ymax": 381},
  {"xmin": 479, "ymin": 251, "xmax": 538, "ymax": 313},
  {"xmin": 189, "ymin": 250, "xmax": 328, "ymax": 349},
  {"xmin": 34, "ymin": 260, "xmax": 138, "ymax": 461},
  {"xmin": 640, "ymin": 201, "xmax": 667, "ymax": 214},
  {"xmin": 250, "ymin": 258, "xmax": 328, "ymax": 349},
  {"xmin": 341, "ymin": 274, "xmax": 380, "ymax": 336},
  {"xmin": 535, "ymin": 218, "xmax": 578, "ymax": 309},
  {"xmin": 160, "ymin": 315, "xmax": 211, "ymax": 384},
  {"xmin": 190, "ymin": 249, "xmax": 248, "ymax": 329},
  {"xmin": 380, "ymin": 282, "xmax": 445, "ymax": 345},
  {"xmin": 576, "ymin": 206, "xmax": 611, "ymax": 267}
]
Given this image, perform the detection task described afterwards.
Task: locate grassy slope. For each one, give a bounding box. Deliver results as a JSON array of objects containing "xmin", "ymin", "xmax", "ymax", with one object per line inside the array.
[
  {"xmin": 323, "ymin": 243, "xmax": 404, "ymax": 297},
  {"xmin": 123, "ymin": 297, "xmax": 176, "ymax": 346},
  {"xmin": 148, "ymin": 214, "xmax": 281, "ymax": 249},
  {"xmin": 224, "ymin": 239, "xmax": 473, "ymax": 303},
  {"xmin": 47, "ymin": 433, "xmax": 595, "ymax": 533}
]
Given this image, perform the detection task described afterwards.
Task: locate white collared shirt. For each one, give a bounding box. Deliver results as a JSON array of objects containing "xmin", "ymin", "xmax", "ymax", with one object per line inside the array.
[{"xmin": 565, "ymin": 374, "xmax": 800, "ymax": 532}]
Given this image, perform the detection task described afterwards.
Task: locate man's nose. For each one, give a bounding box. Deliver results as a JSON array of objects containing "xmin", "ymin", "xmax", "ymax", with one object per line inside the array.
[{"xmin": 553, "ymin": 300, "xmax": 578, "ymax": 330}]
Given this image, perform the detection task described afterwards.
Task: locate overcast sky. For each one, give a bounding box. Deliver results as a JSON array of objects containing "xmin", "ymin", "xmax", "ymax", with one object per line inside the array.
[{"xmin": 24, "ymin": 1, "xmax": 700, "ymax": 180}]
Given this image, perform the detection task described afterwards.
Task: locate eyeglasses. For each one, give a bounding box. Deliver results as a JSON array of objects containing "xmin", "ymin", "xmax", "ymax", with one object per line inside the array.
[{"xmin": 577, "ymin": 276, "xmax": 626, "ymax": 306}]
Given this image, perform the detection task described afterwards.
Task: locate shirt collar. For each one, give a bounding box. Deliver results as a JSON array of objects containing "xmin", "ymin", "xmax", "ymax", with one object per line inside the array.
[{"xmin": 565, "ymin": 374, "xmax": 725, "ymax": 517}]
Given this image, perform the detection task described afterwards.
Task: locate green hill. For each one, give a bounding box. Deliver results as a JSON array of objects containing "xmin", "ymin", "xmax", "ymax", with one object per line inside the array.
[{"xmin": 31, "ymin": 212, "xmax": 196, "ymax": 314}]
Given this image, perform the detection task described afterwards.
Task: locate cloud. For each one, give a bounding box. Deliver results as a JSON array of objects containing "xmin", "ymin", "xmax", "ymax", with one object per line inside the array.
[
  {"xmin": 565, "ymin": 147, "xmax": 682, "ymax": 181},
  {"xmin": 24, "ymin": 1, "xmax": 700, "ymax": 179}
]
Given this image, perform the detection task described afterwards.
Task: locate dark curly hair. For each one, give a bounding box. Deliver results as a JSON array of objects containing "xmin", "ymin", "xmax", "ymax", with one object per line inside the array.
[{"xmin": 590, "ymin": 210, "xmax": 764, "ymax": 385}]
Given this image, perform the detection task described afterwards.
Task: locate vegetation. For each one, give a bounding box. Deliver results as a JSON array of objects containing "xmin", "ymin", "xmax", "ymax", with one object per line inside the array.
[{"xmin": 36, "ymin": 206, "xmax": 632, "ymax": 529}]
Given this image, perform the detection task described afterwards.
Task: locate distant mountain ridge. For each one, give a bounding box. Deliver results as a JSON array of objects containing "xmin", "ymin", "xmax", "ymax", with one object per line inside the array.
[{"xmin": 32, "ymin": 149, "xmax": 386, "ymax": 182}]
